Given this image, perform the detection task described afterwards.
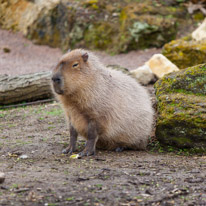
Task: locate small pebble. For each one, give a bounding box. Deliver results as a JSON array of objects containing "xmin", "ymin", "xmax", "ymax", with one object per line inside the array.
[
  {"xmin": 0, "ymin": 172, "xmax": 5, "ymax": 184},
  {"xmin": 19, "ymin": 154, "xmax": 28, "ymax": 159}
]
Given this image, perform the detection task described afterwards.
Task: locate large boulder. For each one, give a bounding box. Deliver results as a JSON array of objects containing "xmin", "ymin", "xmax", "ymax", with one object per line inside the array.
[
  {"xmin": 0, "ymin": 0, "xmax": 197, "ymax": 53},
  {"xmin": 162, "ymin": 36, "xmax": 206, "ymax": 69},
  {"xmin": 163, "ymin": 19, "xmax": 206, "ymax": 69},
  {"xmin": 26, "ymin": 0, "xmax": 180, "ymax": 53},
  {"xmin": 154, "ymin": 64, "xmax": 206, "ymax": 151},
  {"xmin": 0, "ymin": 0, "xmax": 60, "ymax": 35}
]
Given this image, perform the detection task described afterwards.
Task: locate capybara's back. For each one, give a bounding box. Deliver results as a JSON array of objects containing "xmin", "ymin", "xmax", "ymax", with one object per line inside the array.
[
  {"xmin": 94, "ymin": 67, "xmax": 154, "ymax": 150},
  {"xmin": 51, "ymin": 49, "xmax": 154, "ymax": 156}
]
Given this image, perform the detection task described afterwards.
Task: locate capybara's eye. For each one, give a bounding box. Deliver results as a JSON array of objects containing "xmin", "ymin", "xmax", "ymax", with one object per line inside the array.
[{"xmin": 72, "ymin": 62, "xmax": 79, "ymax": 68}]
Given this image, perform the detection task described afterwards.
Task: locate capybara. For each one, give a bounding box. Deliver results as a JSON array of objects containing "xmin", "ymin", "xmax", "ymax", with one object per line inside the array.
[{"xmin": 51, "ymin": 49, "xmax": 154, "ymax": 157}]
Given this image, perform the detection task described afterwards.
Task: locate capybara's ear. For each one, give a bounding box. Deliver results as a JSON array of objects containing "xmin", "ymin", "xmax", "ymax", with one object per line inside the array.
[{"xmin": 82, "ymin": 53, "xmax": 88, "ymax": 62}]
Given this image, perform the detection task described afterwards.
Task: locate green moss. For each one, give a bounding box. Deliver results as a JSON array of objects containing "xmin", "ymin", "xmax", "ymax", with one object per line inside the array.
[
  {"xmin": 155, "ymin": 64, "xmax": 206, "ymax": 150},
  {"xmin": 162, "ymin": 38, "xmax": 206, "ymax": 69},
  {"xmin": 148, "ymin": 139, "xmax": 206, "ymax": 155},
  {"xmin": 0, "ymin": 0, "xmax": 203, "ymax": 53},
  {"xmin": 171, "ymin": 137, "xmax": 192, "ymax": 147},
  {"xmin": 84, "ymin": 22, "xmax": 116, "ymax": 50},
  {"xmin": 26, "ymin": 0, "xmax": 183, "ymax": 53},
  {"xmin": 81, "ymin": 0, "xmax": 107, "ymax": 11},
  {"xmin": 155, "ymin": 64, "xmax": 206, "ymax": 96},
  {"xmin": 193, "ymin": 12, "xmax": 205, "ymax": 21}
]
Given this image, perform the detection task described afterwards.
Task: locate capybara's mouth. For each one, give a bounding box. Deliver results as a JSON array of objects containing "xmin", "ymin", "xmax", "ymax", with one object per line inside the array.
[{"xmin": 54, "ymin": 86, "xmax": 64, "ymax": 95}]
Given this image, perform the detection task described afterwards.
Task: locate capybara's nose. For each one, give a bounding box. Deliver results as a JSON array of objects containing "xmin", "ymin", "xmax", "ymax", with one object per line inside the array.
[{"xmin": 52, "ymin": 75, "xmax": 61, "ymax": 84}]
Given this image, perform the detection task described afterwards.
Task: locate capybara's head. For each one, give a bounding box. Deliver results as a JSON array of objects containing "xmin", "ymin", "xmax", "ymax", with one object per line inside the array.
[{"xmin": 51, "ymin": 49, "xmax": 90, "ymax": 95}]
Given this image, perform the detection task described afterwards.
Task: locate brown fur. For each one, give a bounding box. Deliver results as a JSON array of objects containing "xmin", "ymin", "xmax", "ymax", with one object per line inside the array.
[{"xmin": 51, "ymin": 49, "xmax": 154, "ymax": 151}]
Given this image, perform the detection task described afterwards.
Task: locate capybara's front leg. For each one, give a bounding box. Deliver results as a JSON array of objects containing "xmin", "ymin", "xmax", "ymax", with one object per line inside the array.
[
  {"xmin": 78, "ymin": 121, "xmax": 98, "ymax": 157},
  {"xmin": 62, "ymin": 123, "xmax": 78, "ymax": 154}
]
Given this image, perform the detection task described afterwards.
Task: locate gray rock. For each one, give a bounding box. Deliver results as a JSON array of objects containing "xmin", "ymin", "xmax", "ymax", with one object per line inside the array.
[
  {"xmin": 131, "ymin": 65, "xmax": 158, "ymax": 85},
  {"xmin": 107, "ymin": 64, "xmax": 158, "ymax": 85}
]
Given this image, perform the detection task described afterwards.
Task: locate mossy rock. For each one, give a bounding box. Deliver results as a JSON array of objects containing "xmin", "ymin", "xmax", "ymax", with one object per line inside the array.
[
  {"xmin": 84, "ymin": 22, "xmax": 117, "ymax": 50},
  {"xmin": 27, "ymin": 1, "xmax": 178, "ymax": 53},
  {"xmin": 162, "ymin": 37, "xmax": 206, "ymax": 69},
  {"xmin": 0, "ymin": 0, "xmax": 201, "ymax": 53},
  {"xmin": 154, "ymin": 64, "xmax": 206, "ymax": 151}
]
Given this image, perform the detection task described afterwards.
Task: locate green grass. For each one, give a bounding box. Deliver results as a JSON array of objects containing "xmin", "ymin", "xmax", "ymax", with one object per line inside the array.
[
  {"xmin": 0, "ymin": 113, "xmax": 6, "ymax": 118},
  {"xmin": 95, "ymin": 184, "xmax": 103, "ymax": 188},
  {"xmin": 45, "ymin": 108, "xmax": 63, "ymax": 116},
  {"xmin": 47, "ymin": 203, "xmax": 57, "ymax": 206},
  {"xmin": 0, "ymin": 136, "xmax": 8, "ymax": 139},
  {"xmin": 11, "ymin": 184, "xmax": 19, "ymax": 189},
  {"xmin": 48, "ymin": 126, "xmax": 56, "ymax": 130},
  {"xmin": 8, "ymin": 124, "xmax": 16, "ymax": 128},
  {"xmin": 65, "ymin": 197, "xmax": 74, "ymax": 201},
  {"xmin": 16, "ymin": 140, "xmax": 32, "ymax": 145}
]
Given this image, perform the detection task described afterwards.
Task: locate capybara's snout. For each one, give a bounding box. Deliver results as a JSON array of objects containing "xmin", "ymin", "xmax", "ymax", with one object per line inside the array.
[
  {"xmin": 52, "ymin": 74, "xmax": 62, "ymax": 84},
  {"xmin": 51, "ymin": 73, "xmax": 64, "ymax": 95}
]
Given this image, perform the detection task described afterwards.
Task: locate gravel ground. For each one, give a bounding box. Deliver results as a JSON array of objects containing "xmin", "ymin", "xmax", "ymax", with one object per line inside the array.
[{"xmin": 0, "ymin": 28, "xmax": 206, "ymax": 206}]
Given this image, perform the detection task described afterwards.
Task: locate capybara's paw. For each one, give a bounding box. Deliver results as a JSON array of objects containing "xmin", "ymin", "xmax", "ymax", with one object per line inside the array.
[
  {"xmin": 78, "ymin": 149, "xmax": 95, "ymax": 158},
  {"xmin": 115, "ymin": 147, "xmax": 125, "ymax": 152},
  {"xmin": 62, "ymin": 146, "xmax": 74, "ymax": 155}
]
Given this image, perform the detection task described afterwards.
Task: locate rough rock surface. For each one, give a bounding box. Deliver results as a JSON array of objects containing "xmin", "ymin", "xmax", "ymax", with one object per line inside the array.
[
  {"xmin": 107, "ymin": 64, "xmax": 158, "ymax": 85},
  {"xmin": 130, "ymin": 65, "xmax": 158, "ymax": 85},
  {"xmin": 162, "ymin": 36, "xmax": 206, "ymax": 69},
  {"xmin": 0, "ymin": 0, "xmax": 198, "ymax": 53},
  {"xmin": 0, "ymin": 0, "xmax": 60, "ymax": 35},
  {"xmin": 146, "ymin": 54, "xmax": 179, "ymax": 78},
  {"xmin": 155, "ymin": 64, "xmax": 206, "ymax": 150}
]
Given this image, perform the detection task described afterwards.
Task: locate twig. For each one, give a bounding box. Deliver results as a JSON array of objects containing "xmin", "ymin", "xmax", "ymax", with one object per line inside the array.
[
  {"xmin": 14, "ymin": 188, "xmax": 30, "ymax": 193},
  {"xmin": 0, "ymin": 99, "xmax": 56, "ymax": 109}
]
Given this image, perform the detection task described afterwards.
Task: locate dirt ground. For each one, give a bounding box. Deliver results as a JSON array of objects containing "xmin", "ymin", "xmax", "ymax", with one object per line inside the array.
[
  {"xmin": 0, "ymin": 29, "xmax": 206, "ymax": 206},
  {"xmin": 0, "ymin": 103, "xmax": 206, "ymax": 206}
]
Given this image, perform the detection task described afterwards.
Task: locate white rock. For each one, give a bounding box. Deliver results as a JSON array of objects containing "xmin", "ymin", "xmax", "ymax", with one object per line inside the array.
[
  {"xmin": 19, "ymin": 154, "xmax": 28, "ymax": 159},
  {"xmin": 131, "ymin": 65, "xmax": 158, "ymax": 85},
  {"xmin": 0, "ymin": 172, "xmax": 5, "ymax": 184},
  {"xmin": 146, "ymin": 54, "xmax": 179, "ymax": 78},
  {"xmin": 192, "ymin": 18, "xmax": 206, "ymax": 41}
]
